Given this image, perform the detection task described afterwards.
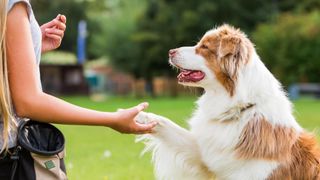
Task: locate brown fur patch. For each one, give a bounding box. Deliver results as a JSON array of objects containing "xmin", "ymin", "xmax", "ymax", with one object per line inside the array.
[
  {"xmin": 267, "ymin": 133, "xmax": 320, "ymax": 180},
  {"xmin": 235, "ymin": 114, "xmax": 298, "ymax": 161},
  {"xmin": 195, "ymin": 24, "xmax": 254, "ymax": 96},
  {"xmin": 235, "ymin": 115, "xmax": 320, "ymax": 179}
]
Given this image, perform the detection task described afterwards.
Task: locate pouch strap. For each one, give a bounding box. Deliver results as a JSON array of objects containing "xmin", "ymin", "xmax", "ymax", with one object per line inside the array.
[{"xmin": 10, "ymin": 146, "xmax": 22, "ymax": 180}]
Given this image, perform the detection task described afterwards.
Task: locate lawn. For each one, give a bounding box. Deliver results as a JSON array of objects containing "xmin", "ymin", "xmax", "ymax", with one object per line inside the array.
[{"xmin": 58, "ymin": 96, "xmax": 320, "ymax": 180}]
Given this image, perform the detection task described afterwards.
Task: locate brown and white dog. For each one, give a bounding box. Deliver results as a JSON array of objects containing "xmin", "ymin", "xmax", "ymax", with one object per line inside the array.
[{"xmin": 135, "ymin": 24, "xmax": 320, "ymax": 180}]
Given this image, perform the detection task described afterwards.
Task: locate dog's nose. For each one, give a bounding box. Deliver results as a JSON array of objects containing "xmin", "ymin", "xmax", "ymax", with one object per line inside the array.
[{"xmin": 169, "ymin": 49, "xmax": 177, "ymax": 58}]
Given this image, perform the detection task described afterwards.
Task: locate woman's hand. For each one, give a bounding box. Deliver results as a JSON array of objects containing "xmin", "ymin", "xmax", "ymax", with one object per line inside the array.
[
  {"xmin": 40, "ymin": 14, "xmax": 67, "ymax": 53},
  {"xmin": 110, "ymin": 102, "xmax": 158, "ymax": 134}
]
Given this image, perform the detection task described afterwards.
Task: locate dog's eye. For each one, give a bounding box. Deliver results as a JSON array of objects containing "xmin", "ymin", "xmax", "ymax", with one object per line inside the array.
[{"xmin": 201, "ymin": 44, "xmax": 209, "ymax": 49}]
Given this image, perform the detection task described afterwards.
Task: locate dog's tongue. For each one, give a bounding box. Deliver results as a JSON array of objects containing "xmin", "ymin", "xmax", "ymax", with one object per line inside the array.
[{"xmin": 178, "ymin": 70, "xmax": 205, "ymax": 82}]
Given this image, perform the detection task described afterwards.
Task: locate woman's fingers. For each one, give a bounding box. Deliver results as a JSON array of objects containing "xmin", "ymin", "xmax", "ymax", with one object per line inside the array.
[
  {"xmin": 131, "ymin": 102, "xmax": 157, "ymax": 133},
  {"xmin": 135, "ymin": 102, "xmax": 149, "ymax": 112},
  {"xmin": 45, "ymin": 34, "xmax": 62, "ymax": 42},
  {"xmin": 113, "ymin": 102, "xmax": 157, "ymax": 134},
  {"xmin": 134, "ymin": 121, "xmax": 158, "ymax": 134},
  {"xmin": 54, "ymin": 20, "xmax": 66, "ymax": 31},
  {"xmin": 125, "ymin": 102, "xmax": 149, "ymax": 117},
  {"xmin": 42, "ymin": 16, "xmax": 66, "ymax": 31},
  {"xmin": 45, "ymin": 28, "xmax": 64, "ymax": 37},
  {"xmin": 43, "ymin": 19, "xmax": 66, "ymax": 30},
  {"xmin": 132, "ymin": 102, "xmax": 157, "ymax": 134},
  {"xmin": 55, "ymin": 15, "xmax": 67, "ymax": 30},
  {"xmin": 59, "ymin": 14, "xmax": 67, "ymax": 24}
]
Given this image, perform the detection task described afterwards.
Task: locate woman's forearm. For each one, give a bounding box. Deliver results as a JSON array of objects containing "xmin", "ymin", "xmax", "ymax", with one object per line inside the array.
[
  {"xmin": 14, "ymin": 92, "xmax": 156, "ymax": 134},
  {"xmin": 16, "ymin": 92, "xmax": 115, "ymax": 126}
]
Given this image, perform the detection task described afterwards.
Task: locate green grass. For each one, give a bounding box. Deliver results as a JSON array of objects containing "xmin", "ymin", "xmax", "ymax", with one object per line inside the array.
[{"xmin": 57, "ymin": 96, "xmax": 320, "ymax": 180}]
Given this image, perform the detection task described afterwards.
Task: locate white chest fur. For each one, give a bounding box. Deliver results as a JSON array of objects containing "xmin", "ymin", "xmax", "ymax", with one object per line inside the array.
[{"xmin": 189, "ymin": 97, "xmax": 279, "ymax": 179}]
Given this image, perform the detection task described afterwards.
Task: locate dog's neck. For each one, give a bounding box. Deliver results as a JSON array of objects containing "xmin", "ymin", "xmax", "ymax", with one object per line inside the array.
[{"xmin": 196, "ymin": 89, "xmax": 243, "ymax": 121}]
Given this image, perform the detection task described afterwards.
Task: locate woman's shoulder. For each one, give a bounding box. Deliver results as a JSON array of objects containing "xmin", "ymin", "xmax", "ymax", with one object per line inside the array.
[{"xmin": 7, "ymin": 0, "xmax": 32, "ymax": 15}]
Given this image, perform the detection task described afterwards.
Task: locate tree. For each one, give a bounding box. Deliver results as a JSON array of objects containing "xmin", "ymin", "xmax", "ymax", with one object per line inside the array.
[
  {"xmin": 253, "ymin": 11, "xmax": 320, "ymax": 85},
  {"xmin": 87, "ymin": 0, "xmax": 147, "ymax": 63},
  {"xmin": 118, "ymin": 0, "xmax": 279, "ymax": 95},
  {"xmin": 32, "ymin": 0, "xmax": 320, "ymax": 93}
]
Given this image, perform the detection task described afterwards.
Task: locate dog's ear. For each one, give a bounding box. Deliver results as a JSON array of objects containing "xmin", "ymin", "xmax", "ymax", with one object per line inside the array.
[
  {"xmin": 217, "ymin": 35, "xmax": 248, "ymax": 96},
  {"xmin": 218, "ymin": 35, "xmax": 241, "ymax": 58}
]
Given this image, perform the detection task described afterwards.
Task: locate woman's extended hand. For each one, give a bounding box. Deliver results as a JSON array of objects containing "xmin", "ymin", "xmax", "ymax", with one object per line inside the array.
[
  {"xmin": 110, "ymin": 102, "xmax": 158, "ymax": 134},
  {"xmin": 40, "ymin": 14, "xmax": 67, "ymax": 53}
]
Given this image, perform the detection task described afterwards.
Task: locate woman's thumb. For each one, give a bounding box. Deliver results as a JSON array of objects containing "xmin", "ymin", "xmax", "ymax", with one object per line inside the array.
[
  {"xmin": 127, "ymin": 102, "xmax": 149, "ymax": 116},
  {"xmin": 55, "ymin": 14, "xmax": 61, "ymax": 20},
  {"xmin": 136, "ymin": 102, "xmax": 149, "ymax": 112}
]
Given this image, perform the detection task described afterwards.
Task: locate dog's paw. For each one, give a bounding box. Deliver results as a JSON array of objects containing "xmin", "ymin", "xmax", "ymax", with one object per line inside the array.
[
  {"xmin": 134, "ymin": 111, "xmax": 153, "ymax": 124},
  {"xmin": 135, "ymin": 112, "xmax": 170, "ymax": 126},
  {"xmin": 135, "ymin": 112, "xmax": 178, "ymax": 137}
]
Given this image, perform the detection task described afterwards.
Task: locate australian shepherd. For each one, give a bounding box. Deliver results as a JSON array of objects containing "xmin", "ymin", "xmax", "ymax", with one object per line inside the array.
[{"xmin": 135, "ymin": 24, "xmax": 320, "ymax": 180}]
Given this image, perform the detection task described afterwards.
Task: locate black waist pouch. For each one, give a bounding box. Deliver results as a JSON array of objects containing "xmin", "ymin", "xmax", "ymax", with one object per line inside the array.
[{"xmin": 11, "ymin": 120, "xmax": 67, "ymax": 180}]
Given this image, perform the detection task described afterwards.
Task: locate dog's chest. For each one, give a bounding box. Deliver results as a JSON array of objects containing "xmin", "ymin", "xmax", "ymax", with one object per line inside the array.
[
  {"xmin": 190, "ymin": 113, "xmax": 245, "ymax": 151},
  {"xmin": 190, "ymin": 119, "xmax": 243, "ymax": 174},
  {"xmin": 190, "ymin": 116, "xmax": 278, "ymax": 179}
]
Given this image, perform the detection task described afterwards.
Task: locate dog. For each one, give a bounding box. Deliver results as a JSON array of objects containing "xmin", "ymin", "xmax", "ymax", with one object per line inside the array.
[{"xmin": 135, "ymin": 24, "xmax": 320, "ymax": 180}]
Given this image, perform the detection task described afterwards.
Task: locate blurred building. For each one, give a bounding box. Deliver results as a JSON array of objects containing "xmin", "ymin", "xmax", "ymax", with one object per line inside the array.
[
  {"xmin": 40, "ymin": 64, "xmax": 89, "ymax": 95},
  {"xmin": 39, "ymin": 51, "xmax": 89, "ymax": 95},
  {"xmin": 40, "ymin": 53, "xmax": 201, "ymax": 97},
  {"xmin": 85, "ymin": 65, "xmax": 134, "ymax": 95}
]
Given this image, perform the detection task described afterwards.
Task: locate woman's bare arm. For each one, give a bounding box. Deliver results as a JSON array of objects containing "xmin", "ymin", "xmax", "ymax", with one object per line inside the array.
[{"xmin": 6, "ymin": 3, "xmax": 156, "ymax": 134}]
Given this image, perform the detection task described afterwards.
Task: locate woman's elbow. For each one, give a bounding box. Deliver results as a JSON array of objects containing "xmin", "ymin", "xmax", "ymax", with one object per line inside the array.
[
  {"xmin": 13, "ymin": 97, "xmax": 31, "ymax": 117},
  {"xmin": 12, "ymin": 93, "xmax": 41, "ymax": 118}
]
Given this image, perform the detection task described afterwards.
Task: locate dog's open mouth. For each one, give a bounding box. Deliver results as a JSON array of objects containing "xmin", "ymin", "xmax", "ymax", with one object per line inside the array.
[
  {"xmin": 169, "ymin": 59, "xmax": 205, "ymax": 83},
  {"xmin": 177, "ymin": 69, "xmax": 205, "ymax": 83}
]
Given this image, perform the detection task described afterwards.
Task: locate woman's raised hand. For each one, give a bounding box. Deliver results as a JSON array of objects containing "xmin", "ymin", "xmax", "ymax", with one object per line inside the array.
[{"xmin": 40, "ymin": 14, "xmax": 67, "ymax": 53}]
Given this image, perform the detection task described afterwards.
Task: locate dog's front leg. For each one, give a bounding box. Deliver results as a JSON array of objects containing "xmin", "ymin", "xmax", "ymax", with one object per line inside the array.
[{"xmin": 135, "ymin": 112, "xmax": 213, "ymax": 180}]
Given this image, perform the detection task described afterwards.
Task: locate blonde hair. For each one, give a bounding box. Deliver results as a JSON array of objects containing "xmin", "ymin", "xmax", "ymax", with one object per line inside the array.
[{"xmin": 0, "ymin": 0, "xmax": 16, "ymax": 153}]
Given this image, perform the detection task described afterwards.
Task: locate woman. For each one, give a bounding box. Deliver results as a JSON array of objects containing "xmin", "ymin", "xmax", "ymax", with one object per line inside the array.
[{"xmin": 0, "ymin": 0, "xmax": 156, "ymax": 178}]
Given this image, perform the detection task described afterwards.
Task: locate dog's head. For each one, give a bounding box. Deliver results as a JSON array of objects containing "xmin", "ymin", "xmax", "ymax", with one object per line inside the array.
[{"xmin": 169, "ymin": 24, "xmax": 254, "ymax": 96}]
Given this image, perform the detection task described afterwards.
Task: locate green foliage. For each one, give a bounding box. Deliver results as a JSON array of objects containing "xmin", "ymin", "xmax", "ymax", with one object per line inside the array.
[
  {"xmin": 294, "ymin": 0, "xmax": 320, "ymax": 13},
  {"xmin": 253, "ymin": 11, "xmax": 320, "ymax": 85},
  {"xmin": 103, "ymin": 0, "xmax": 320, "ymax": 83},
  {"xmin": 32, "ymin": 0, "xmax": 320, "ymax": 86},
  {"xmin": 87, "ymin": 0, "xmax": 147, "ymax": 76},
  {"xmin": 122, "ymin": 0, "xmax": 278, "ymax": 79}
]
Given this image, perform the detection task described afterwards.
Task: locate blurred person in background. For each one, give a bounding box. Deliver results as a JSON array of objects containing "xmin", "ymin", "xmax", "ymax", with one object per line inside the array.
[{"xmin": 0, "ymin": 0, "xmax": 156, "ymax": 178}]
